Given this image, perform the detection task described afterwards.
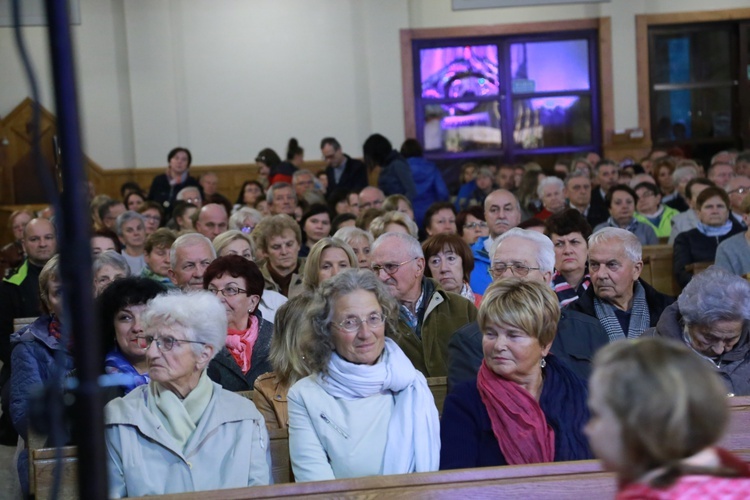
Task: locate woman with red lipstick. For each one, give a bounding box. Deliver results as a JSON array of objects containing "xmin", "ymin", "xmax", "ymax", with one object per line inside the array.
[{"xmin": 439, "ymin": 278, "xmax": 592, "ymax": 469}]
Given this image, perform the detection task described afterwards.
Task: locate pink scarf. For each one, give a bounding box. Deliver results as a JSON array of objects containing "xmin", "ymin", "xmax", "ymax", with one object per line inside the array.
[
  {"xmin": 226, "ymin": 314, "xmax": 259, "ymax": 374},
  {"xmin": 476, "ymin": 360, "xmax": 555, "ymax": 465}
]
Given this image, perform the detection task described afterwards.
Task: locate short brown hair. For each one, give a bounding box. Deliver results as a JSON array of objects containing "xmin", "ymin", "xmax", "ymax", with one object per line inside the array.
[
  {"xmin": 422, "ymin": 233, "xmax": 474, "ymax": 279},
  {"xmin": 253, "ymin": 214, "xmax": 302, "ymax": 252},
  {"xmin": 696, "ymin": 186, "xmax": 730, "ymax": 210},
  {"xmin": 144, "ymin": 228, "xmax": 176, "ymax": 254}
]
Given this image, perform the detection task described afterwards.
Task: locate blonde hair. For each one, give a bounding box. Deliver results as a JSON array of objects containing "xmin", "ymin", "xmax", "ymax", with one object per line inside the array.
[
  {"xmin": 478, "ymin": 277, "xmax": 559, "ymax": 348},
  {"xmin": 302, "ymin": 237, "xmax": 357, "ymax": 290},
  {"xmin": 213, "ymin": 229, "xmax": 255, "ymax": 259},
  {"xmin": 268, "ymin": 293, "xmax": 315, "ymax": 387},
  {"xmin": 39, "ymin": 254, "xmax": 61, "ymax": 315},
  {"xmin": 369, "ymin": 211, "xmax": 418, "ymax": 239}
]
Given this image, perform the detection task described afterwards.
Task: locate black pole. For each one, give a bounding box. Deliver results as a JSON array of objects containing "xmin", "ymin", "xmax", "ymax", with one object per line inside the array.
[{"xmin": 43, "ymin": 1, "xmax": 108, "ymax": 498}]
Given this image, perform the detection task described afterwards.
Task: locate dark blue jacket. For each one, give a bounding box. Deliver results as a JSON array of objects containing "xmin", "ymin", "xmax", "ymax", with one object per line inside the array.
[
  {"xmin": 406, "ymin": 157, "xmax": 450, "ymax": 228},
  {"xmin": 378, "ymin": 151, "xmax": 417, "ymax": 200}
]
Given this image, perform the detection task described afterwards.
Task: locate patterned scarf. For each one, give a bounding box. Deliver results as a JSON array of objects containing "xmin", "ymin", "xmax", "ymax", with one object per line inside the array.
[
  {"xmin": 593, "ymin": 280, "xmax": 650, "ymax": 341},
  {"xmin": 696, "ymin": 220, "xmax": 734, "ymax": 237},
  {"xmin": 226, "ymin": 314, "xmax": 259, "ymax": 374}
]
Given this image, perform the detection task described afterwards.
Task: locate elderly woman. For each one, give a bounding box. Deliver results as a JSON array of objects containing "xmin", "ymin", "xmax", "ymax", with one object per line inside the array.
[
  {"xmin": 456, "ymin": 206, "xmax": 489, "ymax": 246},
  {"xmin": 424, "ymin": 202, "xmax": 458, "ymax": 236},
  {"xmin": 141, "ymin": 228, "xmax": 176, "ymax": 288},
  {"xmin": 288, "ymin": 270, "xmax": 440, "ymax": 481},
  {"xmin": 633, "ymin": 181, "xmax": 679, "ymax": 239},
  {"xmin": 254, "ymin": 214, "xmax": 305, "ymax": 297},
  {"xmin": 545, "ymin": 209, "xmax": 592, "ymax": 306},
  {"xmin": 594, "ymin": 184, "xmax": 658, "ymax": 246},
  {"xmin": 93, "ymin": 250, "xmax": 131, "ymax": 296},
  {"xmin": 301, "ymin": 237, "xmax": 357, "ymax": 293},
  {"xmin": 228, "ymin": 206, "xmax": 263, "ymax": 234},
  {"xmin": 440, "ymin": 278, "xmax": 591, "ymax": 469},
  {"xmin": 253, "ymin": 294, "xmax": 315, "ymax": 430},
  {"xmin": 334, "ymin": 226, "xmax": 374, "ymax": 270},
  {"xmin": 213, "ymin": 229, "xmax": 255, "ymax": 261},
  {"xmin": 105, "ymin": 291, "xmax": 270, "ymax": 496},
  {"xmin": 422, "ymin": 234, "xmax": 480, "ymax": 306},
  {"xmin": 203, "ymin": 255, "xmax": 273, "ymax": 389},
  {"xmin": 10, "ymin": 256, "xmax": 74, "ymax": 494},
  {"xmin": 586, "ymin": 338, "xmax": 750, "ymax": 497},
  {"xmin": 673, "ymin": 187, "xmax": 744, "ymax": 287},
  {"xmin": 645, "ymin": 267, "xmax": 750, "ymax": 395},
  {"xmin": 369, "ymin": 211, "xmax": 419, "ymax": 239},
  {"xmin": 100, "ymin": 277, "xmax": 167, "ymax": 394}
]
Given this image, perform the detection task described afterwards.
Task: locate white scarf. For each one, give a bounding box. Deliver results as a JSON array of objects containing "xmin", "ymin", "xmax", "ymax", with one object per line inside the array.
[{"xmin": 317, "ymin": 338, "xmax": 440, "ymax": 474}]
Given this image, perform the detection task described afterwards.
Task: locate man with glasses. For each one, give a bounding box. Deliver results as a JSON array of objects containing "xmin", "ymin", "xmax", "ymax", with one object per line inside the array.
[
  {"xmin": 724, "ymin": 175, "xmax": 750, "ymax": 228},
  {"xmin": 176, "ymin": 186, "xmax": 203, "ymax": 209},
  {"xmin": 370, "ymin": 232, "xmax": 477, "ymax": 377},
  {"xmin": 320, "ymin": 137, "xmax": 368, "ymax": 198},
  {"xmin": 448, "ymin": 228, "xmax": 610, "ymax": 388}
]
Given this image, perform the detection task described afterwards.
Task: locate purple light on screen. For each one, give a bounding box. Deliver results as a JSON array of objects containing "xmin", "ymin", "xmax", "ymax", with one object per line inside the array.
[
  {"xmin": 420, "ymin": 45, "xmax": 499, "ymax": 99},
  {"xmin": 510, "ymin": 40, "xmax": 590, "ymax": 93},
  {"xmin": 528, "ymin": 96, "xmax": 579, "ymax": 111}
]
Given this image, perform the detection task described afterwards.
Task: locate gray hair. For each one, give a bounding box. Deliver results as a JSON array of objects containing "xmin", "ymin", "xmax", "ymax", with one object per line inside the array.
[
  {"xmin": 536, "ymin": 176, "xmax": 564, "ymax": 198},
  {"xmin": 93, "ymin": 250, "xmax": 131, "ymax": 277},
  {"xmin": 564, "ymin": 169, "xmax": 591, "ymax": 187},
  {"xmin": 483, "ymin": 189, "xmax": 521, "ymax": 212},
  {"xmin": 369, "ymin": 211, "xmax": 419, "ymax": 239},
  {"xmin": 266, "ymin": 182, "xmax": 293, "ymax": 204},
  {"xmin": 176, "ymin": 186, "xmax": 201, "ymax": 201},
  {"xmin": 678, "ymin": 267, "xmax": 750, "ymax": 327},
  {"xmin": 673, "ymin": 165, "xmax": 699, "ymax": 185},
  {"xmin": 141, "ymin": 290, "xmax": 226, "ymax": 360},
  {"xmin": 170, "ymin": 232, "xmax": 216, "ymax": 269},
  {"xmin": 588, "ymin": 227, "xmax": 642, "ymax": 262},
  {"xmin": 292, "ymin": 169, "xmax": 314, "ymax": 183},
  {"xmin": 229, "ymin": 207, "xmax": 263, "ymax": 231},
  {"xmin": 334, "ymin": 226, "xmax": 374, "ymax": 246},
  {"xmin": 115, "ymin": 210, "xmax": 145, "ymax": 237},
  {"xmin": 490, "ymin": 227, "xmax": 555, "ymax": 273},
  {"xmin": 305, "ymin": 269, "xmax": 398, "ymax": 374},
  {"xmin": 371, "ymin": 231, "xmax": 424, "ymax": 260},
  {"xmin": 212, "ymin": 230, "xmax": 255, "ymax": 259}
]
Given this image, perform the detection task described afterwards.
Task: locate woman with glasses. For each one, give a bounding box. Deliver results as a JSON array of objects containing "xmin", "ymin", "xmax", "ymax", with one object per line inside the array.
[
  {"xmin": 104, "ymin": 290, "xmax": 271, "ymax": 497},
  {"xmin": 422, "ymin": 233, "xmax": 481, "ymax": 306},
  {"xmin": 288, "ymin": 270, "xmax": 440, "ymax": 481},
  {"xmin": 633, "ymin": 182, "xmax": 679, "ymax": 239},
  {"xmin": 202, "ymin": 255, "xmax": 273, "ymax": 390},
  {"xmin": 456, "ymin": 206, "xmax": 489, "ymax": 246},
  {"xmin": 440, "ymin": 278, "xmax": 591, "ymax": 470}
]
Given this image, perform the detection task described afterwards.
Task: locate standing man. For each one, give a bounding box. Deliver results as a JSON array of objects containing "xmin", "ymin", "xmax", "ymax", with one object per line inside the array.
[
  {"xmin": 321, "ymin": 137, "xmax": 369, "ymax": 198},
  {"xmin": 588, "ymin": 160, "xmax": 619, "ymax": 227}
]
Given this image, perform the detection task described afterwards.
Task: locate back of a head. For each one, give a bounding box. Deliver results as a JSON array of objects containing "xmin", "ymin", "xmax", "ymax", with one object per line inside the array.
[
  {"xmin": 400, "ymin": 138, "xmax": 423, "ymax": 158},
  {"xmin": 363, "ymin": 133, "xmax": 392, "ymax": 166}
]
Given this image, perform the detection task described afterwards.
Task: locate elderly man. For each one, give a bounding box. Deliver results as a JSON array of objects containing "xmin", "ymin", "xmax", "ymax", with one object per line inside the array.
[
  {"xmin": 267, "ymin": 182, "xmax": 297, "ymax": 216},
  {"xmin": 725, "ymin": 175, "xmax": 750, "ymax": 228},
  {"xmin": 199, "ymin": 172, "xmax": 219, "ymax": 197},
  {"xmin": 564, "ymin": 170, "xmax": 606, "ymax": 228},
  {"xmin": 321, "ymin": 137, "xmax": 369, "ymax": 197},
  {"xmin": 448, "ymin": 228, "xmax": 609, "ymax": 388},
  {"xmin": 568, "ymin": 227, "xmax": 674, "ymax": 342},
  {"xmin": 535, "ymin": 176, "xmax": 566, "ymax": 220},
  {"xmin": 292, "ymin": 169, "xmax": 316, "ymax": 199},
  {"xmin": 668, "ymin": 178, "xmax": 716, "ymax": 244},
  {"xmin": 588, "ymin": 160, "xmax": 619, "ymax": 227},
  {"xmin": 359, "ymin": 186, "xmax": 385, "ymax": 211},
  {"xmin": 168, "ymin": 233, "xmax": 216, "ymax": 290},
  {"xmin": 176, "ymin": 186, "xmax": 203, "ymax": 209},
  {"xmin": 708, "ymin": 162, "xmax": 735, "ymax": 188},
  {"xmin": 194, "ymin": 203, "xmax": 228, "ymax": 241},
  {"xmin": 468, "ymin": 189, "xmax": 521, "ymax": 295},
  {"xmin": 494, "ymin": 164, "xmax": 516, "ymax": 191},
  {"xmin": 370, "ymin": 232, "xmax": 477, "ymax": 377}
]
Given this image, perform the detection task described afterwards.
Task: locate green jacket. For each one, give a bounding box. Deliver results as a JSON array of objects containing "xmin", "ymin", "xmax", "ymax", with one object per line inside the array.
[
  {"xmin": 635, "ymin": 205, "xmax": 680, "ymax": 239},
  {"xmin": 396, "ymin": 278, "xmax": 478, "ymax": 378}
]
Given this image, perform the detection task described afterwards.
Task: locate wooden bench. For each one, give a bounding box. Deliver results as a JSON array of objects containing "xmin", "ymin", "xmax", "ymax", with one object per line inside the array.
[
  {"xmin": 427, "ymin": 376, "xmax": 447, "ymax": 415},
  {"xmin": 13, "ymin": 316, "xmax": 37, "ymax": 332},
  {"xmin": 685, "ymin": 261, "xmax": 714, "ymax": 276},
  {"xmin": 641, "ymin": 244, "xmax": 679, "ymax": 296}
]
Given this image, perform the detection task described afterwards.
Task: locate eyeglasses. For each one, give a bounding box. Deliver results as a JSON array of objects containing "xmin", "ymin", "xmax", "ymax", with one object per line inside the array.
[
  {"xmin": 240, "ymin": 225, "xmax": 255, "ymax": 234},
  {"xmin": 136, "ymin": 335, "xmax": 206, "ymax": 352},
  {"xmin": 489, "ymin": 262, "xmax": 541, "ymax": 277},
  {"xmin": 728, "ymin": 187, "xmax": 750, "ymax": 196},
  {"xmin": 333, "ymin": 313, "xmax": 387, "ymax": 333},
  {"xmin": 371, "ymin": 257, "xmax": 418, "ymax": 275},
  {"xmin": 464, "ymin": 221, "xmax": 488, "ymax": 230},
  {"xmin": 207, "ymin": 286, "xmax": 247, "ymax": 297}
]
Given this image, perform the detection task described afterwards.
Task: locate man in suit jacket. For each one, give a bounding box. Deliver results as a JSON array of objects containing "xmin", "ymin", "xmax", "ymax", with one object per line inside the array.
[{"xmin": 321, "ymin": 137, "xmax": 369, "ymax": 198}]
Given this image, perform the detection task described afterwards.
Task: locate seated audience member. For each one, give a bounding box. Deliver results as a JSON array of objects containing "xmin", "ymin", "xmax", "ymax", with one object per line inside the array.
[
  {"xmin": 456, "ymin": 206, "xmax": 489, "ymax": 246},
  {"xmin": 708, "ymin": 161, "xmax": 735, "ymax": 188},
  {"xmin": 116, "ymin": 211, "xmax": 147, "ymax": 275},
  {"xmin": 234, "ymin": 180, "xmax": 264, "ymax": 212},
  {"xmin": 253, "ymin": 195, "xmax": 270, "ymax": 216},
  {"xmin": 168, "ymin": 233, "xmax": 216, "ymax": 291},
  {"xmin": 364, "ymin": 133, "xmax": 417, "ymax": 200},
  {"xmin": 422, "ymin": 233, "xmax": 481, "ymax": 306},
  {"xmin": 633, "ymin": 181, "xmax": 679, "ymax": 238},
  {"xmin": 327, "ymin": 189, "xmax": 355, "ymax": 217},
  {"xmin": 535, "ymin": 176, "xmax": 567, "ymax": 221},
  {"xmin": 105, "ymin": 291, "xmax": 270, "ymax": 497},
  {"xmin": 137, "ymin": 201, "xmax": 164, "ymax": 236},
  {"xmin": 644, "ymin": 267, "xmax": 750, "ymax": 395},
  {"xmin": 288, "ymin": 270, "xmax": 439, "ymax": 481},
  {"xmin": 358, "ymin": 186, "xmax": 386, "ymax": 211},
  {"xmin": 253, "ymin": 294, "xmax": 314, "ymax": 430},
  {"xmin": 254, "ymin": 214, "xmax": 305, "ymax": 297},
  {"xmin": 292, "ymin": 169, "xmax": 316, "ymax": 201},
  {"xmin": 424, "ymin": 202, "xmax": 458, "ymax": 237},
  {"xmin": 401, "ymin": 138, "xmax": 450, "ymax": 226},
  {"xmin": 564, "ymin": 170, "xmax": 600, "ymax": 228},
  {"xmin": 266, "ymin": 182, "xmax": 297, "ymax": 216},
  {"xmin": 587, "ymin": 338, "xmax": 750, "ymax": 498},
  {"xmin": 448, "ymin": 228, "xmax": 608, "ymax": 387},
  {"xmin": 255, "ymin": 147, "xmax": 286, "ymax": 185},
  {"xmin": 170, "ymin": 201, "xmax": 197, "ymax": 232},
  {"xmin": 93, "ymin": 251, "xmax": 131, "ymax": 296},
  {"xmin": 147, "ymin": 147, "xmax": 202, "ymax": 217},
  {"xmin": 91, "ymin": 229, "xmax": 121, "ymax": 256},
  {"xmin": 10, "ymin": 256, "xmax": 73, "ymax": 494},
  {"xmin": 455, "ymin": 167, "xmax": 496, "ymax": 212},
  {"xmin": 0, "ymin": 210, "xmax": 32, "ymax": 277},
  {"xmin": 441, "ymin": 278, "xmax": 592, "ymax": 470},
  {"xmin": 568, "ymin": 228, "xmax": 674, "ymax": 340},
  {"xmin": 301, "ymin": 237, "xmax": 357, "ymax": 293},
  {"xmin": 228, "ymin": 207, "xmax": 262, "ymax": 234},
  {"xmin": 666, "ymin": 163, "xmax": 700, "ymax": 212},
  {"xmin": 199, "ymin": 172, "xmax": 219, "ymax": 198},
  {"xmin": 99, "ymin": 199, "xmax": 126, "ymax": 232},
  {"xmin": 91, "ymin": 194, "xmax": 113, "ymax": 231},
  {"xmin": 370, "ymin": 232, "xmax": 477, "ymax": 376},
  {"xmin": 458, "ymin": 162, "xmax": 478, "ymax": 189},
  {"xmin": 673, "ymin": 187, "xmax": 743, "ymax": 288},
  {"xmin": 494, "ymin": 163, "xmax": 516, "ymax": 191},
  {"xmin": 334, "ymin": 226, "xmax": 374, "ymax": 270},
  {"xmin": 299, "ymin": 204, "xmax": 331, "ymax": 258},
  {"xmin": 321, "ymin": 137, "xmax": 369, "ymax": 197},
  {"xmin": 330, "ymin": 213, "xmax": 357, "ymax": 234},
  {"xmin": 124, "ymin": 191, "xmax": 145, "ymax": 212},
  {"xmin": 141, "ymin": 228, "xmax": 176, "ymax": 288},
  {"xmin": 204, "ymin": 256, "xmax": 273, "ymax": 390},
  {"xmin": 175, "ymin": 186, "xmax": 203, "ymax": 209},
  {"xmin": 194, "ymin": 203, "xmax": 228, "ymax": 242},
  {"xmin": 716, "ymin": 195, "xmax": 750, "ymax": 276},
  {"xmin": 725, "ymin": 175, "xmax": 750, "ymax": 228},
  {"xmin": 120, "ymin": 182, "xmax": 142, "ymax": 200},
  {"xmin": 652, "ymin": 157, "xmax": 677, "ymax": 200},
  {"xmin": 382, "ymin": 194, "xmax": 415, "ymax": 221},
  {"xmin": 100, "ymin": 277, "xmax": 167, "ymax": 394},
  {"xmin": 545, "ymin": 209, "xmax": 592, "ymax": 306},
  {"xmin": 356, "ymin": 207, "xmax": 385, "ymax": 232},
  {"xmin": 594, "ymin": 185, "xmax": 658, "ymax": 246},
  {"xmin": 517, "ymin": 168, "xmax": 545, "ymax": 220},
  {"xmin": 369, "ymin": 211, "xmax": 419, "ymax": 239},
  {"xmin": 669, "ymin": 178, "xmax": 716, "ymax": 244}
]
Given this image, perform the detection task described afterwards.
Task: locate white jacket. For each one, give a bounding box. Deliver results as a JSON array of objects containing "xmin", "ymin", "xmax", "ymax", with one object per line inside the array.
[{"xmin": 105, "ymin": 381, "xmax": 271, "ymax": 497}]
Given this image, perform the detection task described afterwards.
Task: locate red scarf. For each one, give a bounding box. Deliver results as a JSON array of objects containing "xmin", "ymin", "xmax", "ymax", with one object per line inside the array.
[
  {"xmin": 476, "ymin": 360, "xmax": 555, "ymax": 465},
  {"xmin": 226, "ymin": 314, "xmax": 259, "ymax": 374}
]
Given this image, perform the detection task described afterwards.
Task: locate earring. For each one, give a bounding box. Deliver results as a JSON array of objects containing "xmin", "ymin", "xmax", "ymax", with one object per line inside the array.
[{"xmin": 540, "ymin": 357, "xmax": 547, "ymax": 368}]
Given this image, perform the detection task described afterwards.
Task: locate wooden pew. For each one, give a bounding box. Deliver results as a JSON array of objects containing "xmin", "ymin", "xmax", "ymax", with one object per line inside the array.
[
  {"xmin": 685, "ymin": 261, "xmax": 714, "ymax": 276},
  {"xmin": 720, "ymin": 395, "xmax": 750, "ymax": 451},
  {"xmin": 641, "ymin": 244, "xmax": 678, "ymax": 296},
  {"xmin": 13, "ymin": 316, "xmax": 37, "ymax": 332},
  {"xmin": 427, "ymin": 376, "xmax": 447, "ymax": 415}
]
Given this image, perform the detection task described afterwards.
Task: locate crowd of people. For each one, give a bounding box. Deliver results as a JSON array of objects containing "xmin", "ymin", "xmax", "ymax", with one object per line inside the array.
[{"xmin": 1, "ymin": 137, "xmax": 750, "ymax": 497}]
